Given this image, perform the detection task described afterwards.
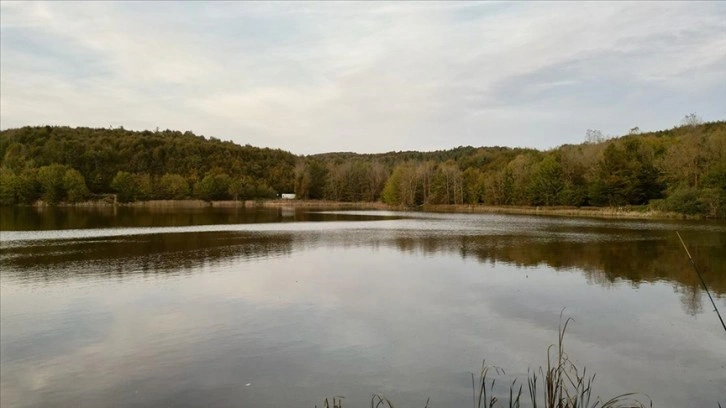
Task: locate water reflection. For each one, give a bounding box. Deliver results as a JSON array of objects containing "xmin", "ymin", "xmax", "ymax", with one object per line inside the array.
[
  {"xmin": 0, "ymin": 206, "xmax": 402, "ymax": 231},
  {"xmin": 0, "ymin": 232, "xmax": 295, "ymax": 283},
  {"xmin": 2, "ymin": 223, "xmax": 724, "ymax": 317},
  {"xmin": 395, "ymin": 233, "xmax": 726, "ymax": 315},
  {"xmin": 1, "ymin": 209, "xmax": 725, "ymax": 408}
]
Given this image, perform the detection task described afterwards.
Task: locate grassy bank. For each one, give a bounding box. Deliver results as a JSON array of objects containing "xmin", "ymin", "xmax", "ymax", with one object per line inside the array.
[
  {"xmin": 263, "ymin": 200, "xmax": 701, "ymax": 220},
  {"xmin": 420, "ymin": 204, "xmax": 698, "ymax": 220},
  {"xmin": 24, "ymin": 198, "xmax": 707, "ymax": 220},
  {"xmin": 29, "ymin": 198, "xmax": 391, "ymax": 210}
]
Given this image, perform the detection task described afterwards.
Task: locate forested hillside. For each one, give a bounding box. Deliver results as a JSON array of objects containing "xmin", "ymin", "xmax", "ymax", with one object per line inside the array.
[
  {"xmin": 1, "ymin": 121, "xmax": 725, "ymax": 217},
  {"xmin": 0, "ymin": 126, "xmax": 296, "ymax": 203},
  {"xmin": 297, "ymin": 121, "xmax": 726, "ymax": 217}
]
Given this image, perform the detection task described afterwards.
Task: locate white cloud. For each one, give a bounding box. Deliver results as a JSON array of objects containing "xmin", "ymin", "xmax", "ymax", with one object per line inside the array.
[{"xmin": 1, "ymin": 1, "xmax": 724, "ymax": 154}]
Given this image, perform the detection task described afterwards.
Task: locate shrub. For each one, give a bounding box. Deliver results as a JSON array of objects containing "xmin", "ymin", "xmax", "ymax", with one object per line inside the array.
[{"xmin": 665, "ymin": 187, "xmax": 704, "ymax": 215}]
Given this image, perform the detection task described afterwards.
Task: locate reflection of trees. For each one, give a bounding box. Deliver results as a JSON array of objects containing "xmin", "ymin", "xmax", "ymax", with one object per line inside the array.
[
  {"xmin": 0, "ymin": 206, "xmax": 399, "ymax": 231},
  {"xmin": 1, "ymin": 232, "xmax": 294, "ymax": 282},
  {"xmin": 0, "ymin": 207, "xmax": 286, "ymax": 231},
  {"xmin": 390, "ymin": 233, "xmax": 726, "ymax": 313},
  {"xmin": 3, "ymin": 223, "xmax": 724, "ymax": 317},
  {"xmin": 676, "ymin": 285, "xmax": 703, "ymax": 316}
]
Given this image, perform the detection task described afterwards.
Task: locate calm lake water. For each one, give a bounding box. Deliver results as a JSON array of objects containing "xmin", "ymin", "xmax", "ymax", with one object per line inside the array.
[{"xmin": 1, "ymin": 206, "xmax": 724, "ymax": 408}]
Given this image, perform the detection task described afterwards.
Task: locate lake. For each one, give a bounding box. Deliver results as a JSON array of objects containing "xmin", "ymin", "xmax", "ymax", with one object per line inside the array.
[{"xmin": 1, "ymin": 206, "xmax": 724, "ymax": 408}]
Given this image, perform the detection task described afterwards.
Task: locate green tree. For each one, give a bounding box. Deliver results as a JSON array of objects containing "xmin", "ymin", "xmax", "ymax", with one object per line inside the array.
[
  {"xmin": 462, "ymin": 167, "xmax": 485, "ymax": 204},
  {"xmin": 194, "ymin": 171, "xmax": 231, "ymax": 201},
  {"xmin": 37, "ymin": 164, "xmax": 68, "ymax": 204},
  {"xmin": 111, "ymin": 171, "xmax": 136, "ymax": 203},
  {"xmin": 429, "ymin": 161, "xmax": 463, "ymax": 204},
  {"xmin": 253, "ymin": 182, "xmax": 277, "ymax": 199},
  {"xmin": 15, "ymin": 169, "xmax": 41, "ymax": 204},
  {"xmin": 381, "ymin": 170, "xmax": 401, "ymax": 205},
  {"xmin": 228, "ymin": 177, "xmax": 246, "ymax": 201},
  {"xmin": 591, "ymin": 144, "xmax": 629, "ymax": 206},
  {"xmin": 308, "ymin": 160, "xmax": 328, "ymax": 199},
  {"xmin": 0, "ymin": 168, "xmax": 18, "ymax": 205},
  {"xmin": 558, "ymin": 148, "xmax": 589, "ymax": 206},
  {"xmin": 697, "ymin": 188, "xmax": 725, "ymax": 218},
  {"xmin": 529, "ymin": 155, "xmax": 564, "ymax": 206},
  {"xmin": 134, "ymin": 174, "xmax": 153, "ymax": 200},
  {"xmin": 621, "ymin": 139, "xmax": 663, "ymax": 205},
  {"xmin": 158, "ymin": 173, "xmax": 189, "ymax": 199},
  {"xmin": 484, "ymin": 168, "xmax": 514, "ymax": 205},
  {"xmin": 63, "ymin": 168, "xmax": 90, "ymax": 203},
  {"xmin": 704, "ymin": 162, "xmax": 726, "ymax": 191},
  {"xmin": 381, "ymin": 163, "xmax": 418, "ymax": 206},
  {"xmin": 2, "ymin": 143, "xmax": 29, "ymax": 172}
]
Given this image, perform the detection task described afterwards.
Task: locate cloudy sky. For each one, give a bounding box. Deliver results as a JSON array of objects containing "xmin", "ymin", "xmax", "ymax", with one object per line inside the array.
[{"xmin": 1, "ymin": 2, "xmax": 724, "ymax": 154}]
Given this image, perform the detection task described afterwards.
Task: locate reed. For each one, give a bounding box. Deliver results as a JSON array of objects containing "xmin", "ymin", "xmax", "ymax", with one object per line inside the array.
[{"xmin": 316, "ymin": 317, "xmax": 652, "ymax": 408}]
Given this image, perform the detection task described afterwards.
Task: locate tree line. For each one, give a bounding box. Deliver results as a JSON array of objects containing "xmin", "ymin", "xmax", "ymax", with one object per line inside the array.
[{"xmin": 1, "ymin": 119, "xmax": 725, "ymax": 217}]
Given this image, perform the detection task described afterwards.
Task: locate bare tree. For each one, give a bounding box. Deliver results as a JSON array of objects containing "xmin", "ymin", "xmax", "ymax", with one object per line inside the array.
[
  {"xmin": 365, "ymin": 161, "xmax": 388, "ymax": 202},
  {"xmin": 416, "ymin": 161, "xmax": 435, "ymax": 204},
  {"xmin": 681, "ymin": 113, "xmax": 703, "ymax": 127},
  {"xmin": 585, "ymin": 129, "xmax": 604, "ymax": 144},
  {"xmin": 293, "ymin": 160, "xmax": 310, "ymax": 198}
]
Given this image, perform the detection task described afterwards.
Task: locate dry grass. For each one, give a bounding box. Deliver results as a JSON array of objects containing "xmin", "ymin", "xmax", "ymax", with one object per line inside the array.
[
  {"xmin": 258, "ymin": 199, "xmax": 392, "ymax": 210},
  {"xmin": 421, "ymin": 204, "xmax": 693, "ymax": 220},
  {"xmin": 39, "ymin": 197, "xmax": 695, "ymax": 219}
]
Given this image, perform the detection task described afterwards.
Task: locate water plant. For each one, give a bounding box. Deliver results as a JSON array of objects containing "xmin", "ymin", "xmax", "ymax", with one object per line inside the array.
[{"xmin": 317, "ymin": 317, "xmax": 651, "ymax": 408}]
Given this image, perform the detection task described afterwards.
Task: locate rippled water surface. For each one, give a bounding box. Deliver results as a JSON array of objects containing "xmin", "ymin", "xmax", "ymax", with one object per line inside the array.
[{"xmin": 1, "ymin": 206, "xmax": 725, "ymax": 408}]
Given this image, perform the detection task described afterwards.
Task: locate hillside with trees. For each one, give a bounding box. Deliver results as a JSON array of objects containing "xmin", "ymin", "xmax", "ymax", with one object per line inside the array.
[
  {"xmin": 1, "ymin": 118, "xmax": 725, "ymax": 217},
  {"xmin": 0, "ymin": 126, "xmax": 295, "ymax": 204}
]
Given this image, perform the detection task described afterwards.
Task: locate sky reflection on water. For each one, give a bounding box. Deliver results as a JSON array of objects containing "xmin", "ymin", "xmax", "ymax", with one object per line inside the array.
[{"xmin": 1, "ymin": 208, "xmax": 724, "ymax": 408}]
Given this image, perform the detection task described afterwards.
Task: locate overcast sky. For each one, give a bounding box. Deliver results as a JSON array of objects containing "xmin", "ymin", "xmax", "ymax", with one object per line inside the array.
[{"xmin": 1, "ymin": 2, "xmax": 724, "ymax": 154}]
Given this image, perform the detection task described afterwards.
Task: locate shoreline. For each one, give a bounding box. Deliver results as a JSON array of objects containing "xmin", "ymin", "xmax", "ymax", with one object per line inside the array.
[
  {"xmin": 16, "ymin": 199, "xmax": 708, "ymax": 220},
  {"xmin": 419, "ymin": 203, "xmax": 696, "ymax": 220}
]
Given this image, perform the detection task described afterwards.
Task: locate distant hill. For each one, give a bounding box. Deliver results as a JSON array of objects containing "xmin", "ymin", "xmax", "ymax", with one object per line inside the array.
[{"xmin": 1, "ymin": 122, "xmax": 725, "ymax": 217}]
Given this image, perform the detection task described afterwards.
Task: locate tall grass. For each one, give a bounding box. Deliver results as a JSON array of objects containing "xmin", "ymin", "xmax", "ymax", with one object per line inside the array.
[{"xmin": 317, "ymin": 318, "xmax": 652, "ymax": 408}]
